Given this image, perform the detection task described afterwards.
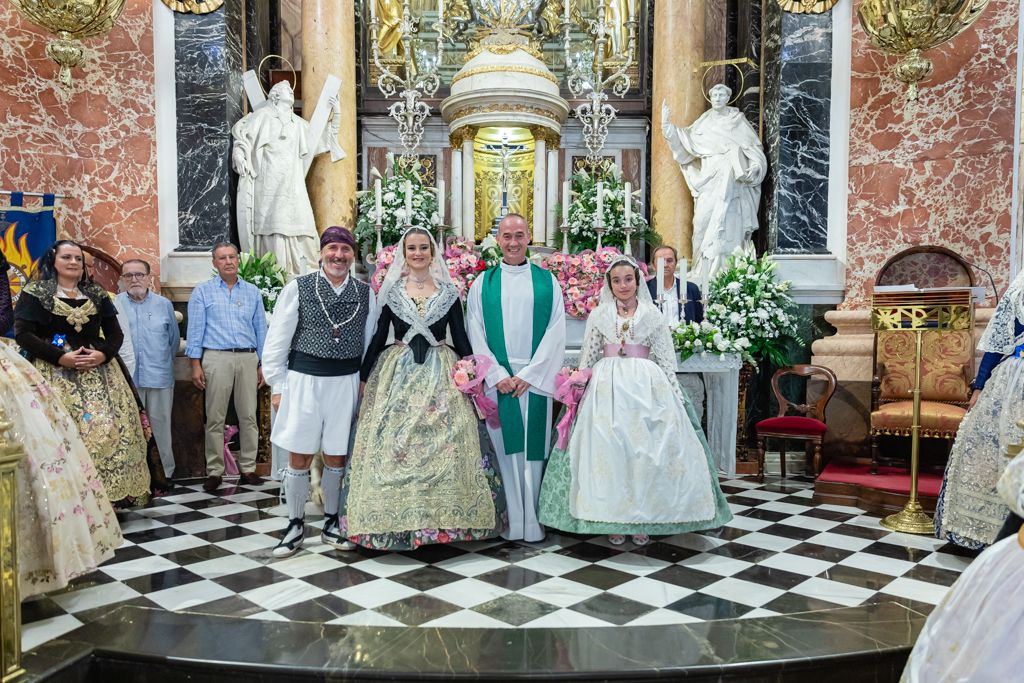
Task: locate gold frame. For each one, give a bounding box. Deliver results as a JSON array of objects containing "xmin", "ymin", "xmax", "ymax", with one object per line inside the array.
[{"xmin": 0, "ymin": 405, "xmax": 26, "ymax": 682}]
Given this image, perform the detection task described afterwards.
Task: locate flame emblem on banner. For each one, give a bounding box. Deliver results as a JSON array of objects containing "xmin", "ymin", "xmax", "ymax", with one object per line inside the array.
[{"xmin": 2, "ymin": 223, "xmax": 35, "ymax": 302}]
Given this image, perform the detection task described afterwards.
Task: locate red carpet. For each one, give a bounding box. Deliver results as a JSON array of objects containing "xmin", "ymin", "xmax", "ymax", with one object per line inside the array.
[{"xmin": 817, "ymin": 462, "xmax": 942, "ymax": 498}]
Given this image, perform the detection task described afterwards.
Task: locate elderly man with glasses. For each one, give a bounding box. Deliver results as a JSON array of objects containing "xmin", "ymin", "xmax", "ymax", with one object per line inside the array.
[{"xmin": 116, "ymin": 259, "xmax": 181, "ymax": 479}]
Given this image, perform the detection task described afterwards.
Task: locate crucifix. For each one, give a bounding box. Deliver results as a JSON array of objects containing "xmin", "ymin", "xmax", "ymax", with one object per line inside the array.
[{"xmin": 483, "ymin": 131, "xmax": 526, "ymax": 234}]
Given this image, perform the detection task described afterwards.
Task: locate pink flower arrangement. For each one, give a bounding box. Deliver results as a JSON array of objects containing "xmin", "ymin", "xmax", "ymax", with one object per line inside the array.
[
  {"xmin": 370, "ymin": 238, "xmax": 486, "ymax": 300},
  {"xmin": 541, "ymin": 247, "xmax": 649, "ymax": 320}
]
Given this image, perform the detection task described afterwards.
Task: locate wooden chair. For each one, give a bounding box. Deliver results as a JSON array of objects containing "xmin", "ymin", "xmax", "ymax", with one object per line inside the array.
[
  {"xmin": 80, "ymin": 243, "xmax": 123, "ymax": 293},
  {"xmin": 755, "ymin": 364, "xmax": 837, "ymax": 482}
]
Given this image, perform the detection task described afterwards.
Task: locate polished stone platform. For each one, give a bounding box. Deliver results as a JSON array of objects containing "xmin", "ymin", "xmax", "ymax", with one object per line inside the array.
[{"xmin": 19, "ymin": 474, "xmax": 967, "ymax": 681}]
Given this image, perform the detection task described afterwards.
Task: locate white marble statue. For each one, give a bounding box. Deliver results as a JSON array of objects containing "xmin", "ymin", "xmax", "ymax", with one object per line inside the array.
[
  {"xmin": 231, "ymin": 81, "xmax": 345, "ymax": 278},
  {"xmin": 661, "ymin": 84, "xmax": 766, "ymax": 284}
]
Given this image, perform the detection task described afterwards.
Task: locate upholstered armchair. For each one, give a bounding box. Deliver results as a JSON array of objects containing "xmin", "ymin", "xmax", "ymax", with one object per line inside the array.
[{"xmin": 869, "ymin": 328, "xmax": 973, "ymax": 473}]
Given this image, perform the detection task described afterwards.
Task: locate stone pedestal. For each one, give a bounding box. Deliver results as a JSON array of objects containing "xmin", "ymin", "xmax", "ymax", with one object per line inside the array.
[
  {"xmin": 651, "ymin": 0, "xmax": 705, "ymax": 259},
  {"xmin": 302, "ymin": 0, "xmax": 357, "ymax": 230}
]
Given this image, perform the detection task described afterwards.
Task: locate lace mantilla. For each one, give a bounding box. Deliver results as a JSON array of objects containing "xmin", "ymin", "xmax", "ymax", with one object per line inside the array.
[
  {"xmin": 978, "ymin": 268, "xmax": 1024, "ymax": 354},
  {"xmin": 385, "ymin": 280, "xmax": 459, "ymax": 346}
]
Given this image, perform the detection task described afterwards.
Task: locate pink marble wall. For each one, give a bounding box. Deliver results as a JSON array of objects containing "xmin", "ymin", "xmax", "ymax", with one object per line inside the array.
[
  {"xmin": 0, "ymin": 1, "xmax": 159, "ymax": 274},
  {"xmin": 845, "ymin": 0, "xmax": 1019, "ymax": 308}
]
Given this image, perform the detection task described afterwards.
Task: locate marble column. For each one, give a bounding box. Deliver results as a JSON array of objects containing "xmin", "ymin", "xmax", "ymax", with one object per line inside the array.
[
  {"xmin": 459, "ymin": 128, "xmax": 477, "ymax": 243},
  {"xmin": 451, "ymin": 145, "xmax": 463, "ymax": 235},
  {"xmin": 546, "ymin": 147, "xmax": 559, "ymax": 246},
  {"xmin": 762, "ymin": 2, "xmax": 832, "ymax": 254},
  {"xmin": 302, "ymin": 0, "xmax": 357, "ymax": 231},
  {"xmin": 651, "ymin": 0, "xmax": 705, "ymax": 259},
  {"xmin": 174, "ymin": 0, "xmax": 244, "ymax": 249},
  {"xmin": 532, "ymin": 132, "xmax": 547, "ymax": 244}
]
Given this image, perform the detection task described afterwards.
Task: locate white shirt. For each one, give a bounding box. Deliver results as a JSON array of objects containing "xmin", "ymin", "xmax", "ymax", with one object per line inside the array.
[{"xmin": 261, "ymin": 269, "xmax": 379, "ymax": 391}]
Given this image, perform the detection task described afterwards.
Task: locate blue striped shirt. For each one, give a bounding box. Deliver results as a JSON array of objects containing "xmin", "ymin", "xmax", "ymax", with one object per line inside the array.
[{"xmin": 185, "ymin": 276, "xmax": 268, "ymax": 359}]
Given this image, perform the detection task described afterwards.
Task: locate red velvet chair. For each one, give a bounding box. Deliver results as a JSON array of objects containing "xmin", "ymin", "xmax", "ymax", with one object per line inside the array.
[{"xmin": 755, "ymin": 364, "xmax": 837, "ymax": 482}]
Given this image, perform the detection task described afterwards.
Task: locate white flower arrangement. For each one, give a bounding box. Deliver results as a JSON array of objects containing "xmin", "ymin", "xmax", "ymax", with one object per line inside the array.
[
  {"xmin": 705, "ymin": 246, "xmax": 798, "ymax": 367},
  {"xmin": 672, "ymin": 320, "xmax": 751, "ymax": 361},
  {"xmin": 565, "ymin": 160, "xmax": 655, "ymax": 251},
  {"xmin": 235, "ymin": 251, "xmax": 286, "ymax": 313},
  {"xmin": 355, "ymin": 155, "xmax": 440, "ymax": 249}
]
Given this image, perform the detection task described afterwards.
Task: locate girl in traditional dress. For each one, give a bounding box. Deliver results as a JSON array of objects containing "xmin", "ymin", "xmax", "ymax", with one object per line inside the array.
[
  {"xmin": 2, "ymin": 338, "xmax": 123, "ymax": 598},
  {"xmin": 935, "ymin": 269, "xmax": 1024, "ymax": 549},
  {"xmin": 902, "ymin": 445, "xmax": 1024, "ymax": 681},
  {"xmin": 14, "ymin": 240, "xmax": 151, "ymax": 507},
  {"xmin": 538, "ymin": 255, "xmax": 731, "ymax": 545},
  {"xmin": 339, "ymin": 228, "xmax": 506, "ymax": 550}
]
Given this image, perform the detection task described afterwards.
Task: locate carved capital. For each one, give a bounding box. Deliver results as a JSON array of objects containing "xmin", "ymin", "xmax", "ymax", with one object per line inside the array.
[{"xmin": 449, "ymin": 126, "xmax": 479, "ymax": 150}]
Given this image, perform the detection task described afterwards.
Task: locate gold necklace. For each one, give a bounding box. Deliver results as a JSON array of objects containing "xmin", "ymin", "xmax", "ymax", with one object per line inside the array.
[{"xmin": 408, "ymin": 273, "xmax": 431, "ymax": 292}]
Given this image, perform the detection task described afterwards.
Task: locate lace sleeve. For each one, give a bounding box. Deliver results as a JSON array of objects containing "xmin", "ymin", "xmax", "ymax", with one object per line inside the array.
[
  {"xmin": 578, "ymin": 316, "xmax": 604, "ymax": 370},
  {"xmin": 648, "ymin": 320, "xmax": 680, "ymax": 381}
]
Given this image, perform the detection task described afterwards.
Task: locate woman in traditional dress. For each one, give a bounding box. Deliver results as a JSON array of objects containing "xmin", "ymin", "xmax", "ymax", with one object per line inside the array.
[
  {"xmin": 902, "ymin": 444, "xmax": 1024, "ymax": 682},
  {"xmin": 339, "ymin": 228, "xmax": 506, "ymax": 550},
  {"xmin": 14, "ymin": 240, "xmax": 151, "ymax": 507},
  {"xmin": 935, "ymin": 269, "xmax": 1024, "ymax": 549},
  {"xmin": 538, "ymin": 255, "xmax": 731, "ymax": 545},
  {"xmin": 2, "ymin": 338, "xmax": 123, "ymax": 598}
]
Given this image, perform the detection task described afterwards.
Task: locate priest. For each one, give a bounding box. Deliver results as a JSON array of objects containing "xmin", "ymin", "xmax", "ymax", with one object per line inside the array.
[{"xmin": 467, "ymin": 214, "xmax": 565, "ymax": 542}]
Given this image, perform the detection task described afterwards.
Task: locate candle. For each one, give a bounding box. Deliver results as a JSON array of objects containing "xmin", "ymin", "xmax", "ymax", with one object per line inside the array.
[
  {"xmin": 623, "ymin": 181, "xmax": 631, "ymax": 226},
  {"xmin": 595, "ymin": 181, "xmax": 603, "ymax": 220},
  {"xmin": 679, "ymin": 257, "xmax": 688, "ymax": 289},
  {"xmin": 656, "ymin": 257, "xmax": 665, "ymax": 300},
  {"xmin": 564, "ymin": 0, "xmax": 571, "ymax": 23},
  {"xmin": 370, "ymin": 0, "xmax": 376, "ymax": 21},
  {"xmin": 404, "ymin": 179, "xmax": 413, "ymax": 222},
  {"xmin": 562, "ymin": 180, "xmax": 570, "ymax": 221},
  {"xmin": 437, "ymin": 179, "xmax": 445, "ymax": 223},
  {"xmin": 627, "ymin": 0, "xmax": 636, "ymax": 19},
  {"xmin": 437, "ymin": 0, "xmax": 444, "ymax": 23},
  {"xmin": 374, "ymin": 178, "xmax": 383, "ymax": 223}
]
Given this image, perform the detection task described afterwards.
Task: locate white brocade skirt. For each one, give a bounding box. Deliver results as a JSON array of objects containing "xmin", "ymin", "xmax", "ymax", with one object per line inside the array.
[{"xmin": 568, "ymin": 356, "xmax": 717, "ymax": 525}]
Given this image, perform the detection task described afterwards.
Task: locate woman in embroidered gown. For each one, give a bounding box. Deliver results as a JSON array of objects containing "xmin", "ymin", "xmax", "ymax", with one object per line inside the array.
[
  {"xmin": 902, "ymin": 445, "xmax": 1024, "ymax": 682},
  {"xmin": 538, "ymin": 255, "xmax": 731, "ymax": 545},
  {"xmin": 14, "ymin": 240, "xmax": 151, "ymax": 507},
  {"xmin": 339, "ymin": 228, "xmax": 506, "ymax": 550},
  {"xmin": 2, "ymin": 338, "xmax": 123, "ymax": 598},
  {"xmin": 935, "ymin": 269, "xmax": 1024, "ymax": 549}
]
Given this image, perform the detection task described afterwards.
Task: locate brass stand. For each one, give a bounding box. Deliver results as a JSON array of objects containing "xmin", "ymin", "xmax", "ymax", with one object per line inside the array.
[
  {"xmin": 872, "ymin": 289, "xmax": 973, "ymax": 535},
  {"xmin": 0, "ymin": 405, "xmax": 26, "ymax": 682}
]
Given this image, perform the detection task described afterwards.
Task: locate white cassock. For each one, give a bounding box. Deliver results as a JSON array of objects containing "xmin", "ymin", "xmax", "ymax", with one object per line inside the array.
[
  {"xmin": 262, "ymin": 270, "xmax": 378, "ymax": 461},
  {"xmin": 467, "ymin": 261, "xmax": 565, "ymax": 542}
]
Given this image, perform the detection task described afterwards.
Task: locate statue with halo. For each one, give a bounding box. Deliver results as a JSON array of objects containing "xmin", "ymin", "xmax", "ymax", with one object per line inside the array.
[
  {"xmin": 661, "ymin": 84, "xmax": 766, "ymax": 284},
  {"xmin": 231, "ymin": 80, "xmax": 345, "ymax": 279}
]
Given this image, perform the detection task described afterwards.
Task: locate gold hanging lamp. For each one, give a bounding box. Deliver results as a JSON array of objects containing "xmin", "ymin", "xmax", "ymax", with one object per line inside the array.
[
  {"xmin": 10, "ymin": 0, "xmax": 127, "ymax": 87},
  {"xmin": 857, "ymin": 0, "xmax": 989, "ymax": 102}
]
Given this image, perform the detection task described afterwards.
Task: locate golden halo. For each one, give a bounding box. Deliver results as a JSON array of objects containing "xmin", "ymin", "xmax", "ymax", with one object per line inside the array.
[
  {"xmin": 256, "ymin": 54, "xmax": 298, "ymax": 96},
  {"xmin": 700, "ymin": 63, "xmax": 745, "ymax": 106}
]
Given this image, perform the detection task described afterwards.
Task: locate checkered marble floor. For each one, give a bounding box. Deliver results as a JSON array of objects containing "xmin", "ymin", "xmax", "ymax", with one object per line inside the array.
[{"xmin": 21, "ymin": 475, "xmax": 973, "ymax": 650}]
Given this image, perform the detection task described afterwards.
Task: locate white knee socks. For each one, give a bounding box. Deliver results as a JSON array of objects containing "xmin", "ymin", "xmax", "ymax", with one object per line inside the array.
[
  {"xmin": 321, "ymin": 464, "xmax": 344, "ymax": 517},
  {"xmin": 284, "ymin": 467, "xmax": 310, "ymax": 520}
]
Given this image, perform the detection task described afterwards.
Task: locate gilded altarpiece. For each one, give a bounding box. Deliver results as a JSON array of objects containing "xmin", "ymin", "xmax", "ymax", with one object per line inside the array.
[{"xmin": 473, "ymin": 137, "xmax": 535, "ymax": 240}]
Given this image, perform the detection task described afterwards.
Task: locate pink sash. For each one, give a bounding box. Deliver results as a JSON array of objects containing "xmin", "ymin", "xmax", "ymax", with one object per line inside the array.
[{"xmin": 603, "ymin": 343, "xmax": 651, "ymax": 359}]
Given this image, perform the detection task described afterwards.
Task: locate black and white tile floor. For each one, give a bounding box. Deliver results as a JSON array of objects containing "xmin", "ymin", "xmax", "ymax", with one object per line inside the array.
[{"xmin": 21, "ymin": 475, "xmax": 971, "ymax": 650}]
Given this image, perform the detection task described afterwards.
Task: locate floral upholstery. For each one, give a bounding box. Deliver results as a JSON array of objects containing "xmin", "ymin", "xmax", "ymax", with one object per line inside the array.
[
  {"xmin": 876, "ymin": 329, "xmax": 972, "ymax": 403},
  {"xmin": 870, "ymin": 401, "xmax": 967, "ymax": 438}
]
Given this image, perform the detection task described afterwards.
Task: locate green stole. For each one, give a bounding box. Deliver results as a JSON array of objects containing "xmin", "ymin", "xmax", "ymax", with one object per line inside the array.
[{"xmin": 481, "ymin": 264, "xmax": 553, "ymax": 461}]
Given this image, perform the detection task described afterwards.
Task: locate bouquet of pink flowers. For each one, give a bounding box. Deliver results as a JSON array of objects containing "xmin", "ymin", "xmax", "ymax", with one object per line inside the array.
[
  {"xmin": 369, "ymin": 244, "xmax": 399, "ymax": 293},
  {"xmin": 540, "ymin": 247, "xmax": 648, "ymax": 320},
  {"xmin": 451, "ymin": 355, "xmax": 500, "ymax": 428},
  {"xmin": 553, "ymin": 366, "xmax": 592, "ymax": 449}
]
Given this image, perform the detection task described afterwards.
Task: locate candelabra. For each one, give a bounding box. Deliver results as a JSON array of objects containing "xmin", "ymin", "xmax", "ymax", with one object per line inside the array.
[
  {"xmin": 622, "ymin": 223, "xmax": 635, "ymax": 255},
  {"xmin": 561, "ymin": 0, "xmax": 638, "ymax": 162},
  {"xmin": 368, "ymin": 0, "xmax": 447, "ymax": 159},
  {"xmin": 594, "ymin": 214, "xmax": 606, "ymax": 250}
]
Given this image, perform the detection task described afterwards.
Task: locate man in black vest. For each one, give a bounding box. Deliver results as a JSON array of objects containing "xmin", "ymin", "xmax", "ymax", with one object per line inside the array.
[
  {"xmin": 646, "ymin": 245, "xmax": 703, "ymax": 325},
  {"xmin": 261, "ymin": 227, "xmax": 378, "ymax": 557}
]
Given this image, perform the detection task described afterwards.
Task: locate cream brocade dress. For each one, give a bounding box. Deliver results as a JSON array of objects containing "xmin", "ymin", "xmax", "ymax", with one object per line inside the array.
[
  {"xmin": 901, "ymin": 449, "xmax": 1024, "ymax": 682},
  {"xmin": 538, "ymin": 304, "xmax": 732, "ymax": 535},
  {"xmin": 340, "ymin": 289, "xmax": 506, "ymax": 550},
  {"xmin": 1, "ymin": 339, "xmax": 122, "ymax": 599}
]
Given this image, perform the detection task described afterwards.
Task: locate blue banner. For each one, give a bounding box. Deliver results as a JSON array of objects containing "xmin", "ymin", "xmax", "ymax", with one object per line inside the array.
[{"xmin": 1, "ymin": 192, "xmax": 58, "ymax": 303}]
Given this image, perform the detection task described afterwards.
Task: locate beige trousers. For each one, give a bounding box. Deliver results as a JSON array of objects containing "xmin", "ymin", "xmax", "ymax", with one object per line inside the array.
[{"xmin": 202, "ymin": 350, "xmax": 259, "ymax": 476}]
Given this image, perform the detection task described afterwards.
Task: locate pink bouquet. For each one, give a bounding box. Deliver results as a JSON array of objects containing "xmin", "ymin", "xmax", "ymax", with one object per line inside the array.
[
  {"xmin": 553, "ymin": 366, "xmax": 592, "ymax": 449},
  {"xmin": 451, "ymin": 355, "xmax": 500, "ymax": 428}
]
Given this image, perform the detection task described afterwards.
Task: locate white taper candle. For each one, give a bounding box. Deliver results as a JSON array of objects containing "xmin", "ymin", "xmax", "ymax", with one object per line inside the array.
[
  {"xmin": 374, "ymin": 178, "xmax": 383, "ymax": 222},
  {"xmin": 404, "ymin": 179, "xmax": 413, "ymax": 222},
  {"xmin": 437, "ymin": 179, "xmax": 445, "ymax": 223}
]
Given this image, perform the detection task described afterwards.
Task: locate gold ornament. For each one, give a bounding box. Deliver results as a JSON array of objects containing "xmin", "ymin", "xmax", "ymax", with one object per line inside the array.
[
  {"xmin": 11, "ymin": 0, "xmax": 126, "ymax": 86},
  {"xmin": 160, "ymin": 0, "xmax": 225, "ymax": 13},
  {"xmin": 777, "ymin": 0, "xmax": 839, "ymax": 12},
  {"xmin": 0, "ymin": 403, "xmax": 27, "ymax": 682},
  {"xmin": 857, "ymin": 0, "xmax": 989, "ymax": 102}
]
